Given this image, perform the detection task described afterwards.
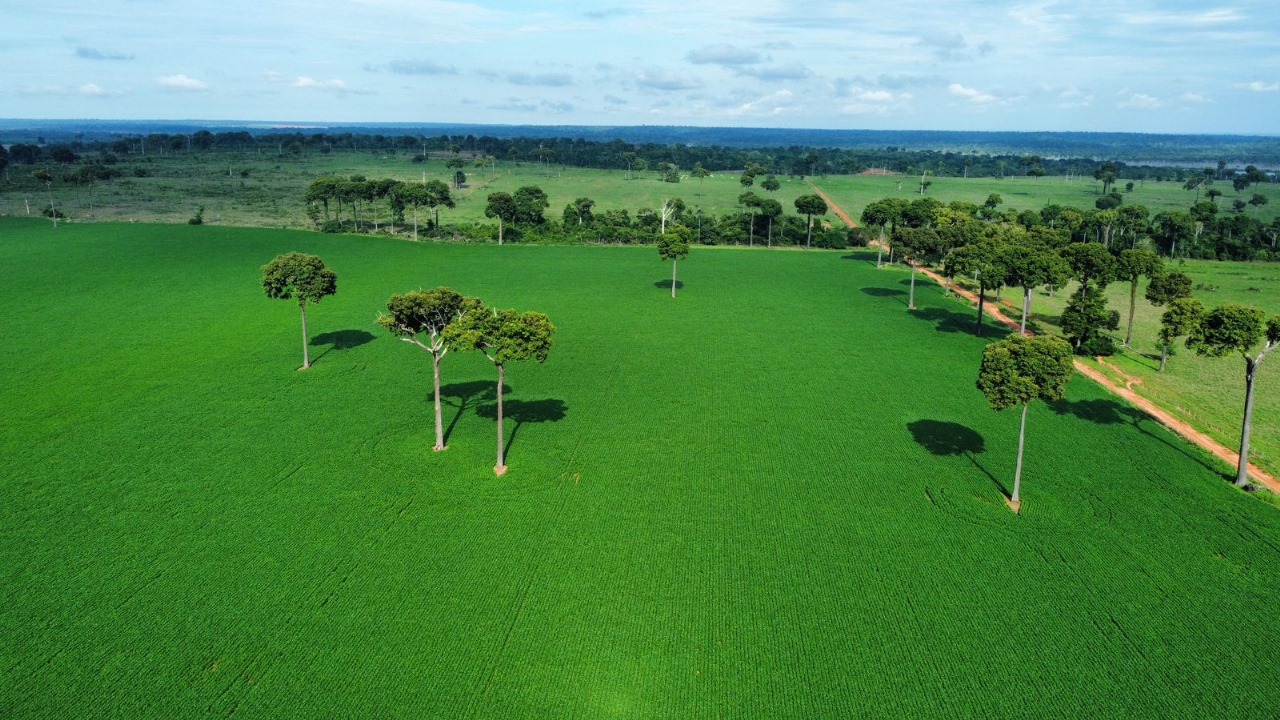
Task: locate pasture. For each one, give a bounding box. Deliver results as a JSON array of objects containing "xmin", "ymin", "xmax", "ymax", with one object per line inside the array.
[
  {"xmin": 3, "ymin": 150, "xmax": 1278, "ymax": 231},
  {"xmin": 2, "ymin": 219, "xmax": 1279, "ymax": 718}
]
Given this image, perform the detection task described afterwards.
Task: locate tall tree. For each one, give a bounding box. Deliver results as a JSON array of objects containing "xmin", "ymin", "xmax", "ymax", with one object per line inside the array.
[
  {"xmin": 1157, "ymin": 297, "xmax": 1204, "ymax": 372},
  {"xmin": 1000, "ymin": 243, "xmax": 1071, "ymax": 334},
  {"xmin": 739, "ymin": 191, "xmax": 762, "ymax": 247},
  {"xmin": 261, "ymin": 252, "xmax": 338, "ymax": 370},
  {"xmin": 861, "ymin": 197, "xmax": 906, "ymax": 268},
  {"xmin": 658, "ymin": 224, "xmax": 692, "ymax": 298},
  {"xmin": 423, "ymin": 179, "xmax": 454, "ymax": 227},
  {"xmin": 513, "ymin": 185, "xmax": 549, "ymax": 224},
  {"xmin": 976, "ymin": 335, "xmax": 1074, "ymax": 511},
  {"xmin": 944, "ymin": 238, "xmax": 1007, "ymax": 335},
  {"xmin": 794, "ymin": 194, "xmax": 828, "ymax": 250},
  {"xmin": 485, "ymin": 192, "xmax": 518, "ymax": 245},
  {"xmin": 1115, "ymin": 249, "xmax": 1163, "ymax": 347},
  {"xmin": 893, "ymin": 227, "xmax": 943, "ymax": 310},
  {"xmin": 444, "ymin": 302, "xmax": 555, "ymax": 476},
  {"xmin": 758, "ymin": 198, "xmax": 783, "ymax": 248},
  {"xmin": 378, "ymin": 288, "xmax": 468, "ymax": 451},
  {"xmin": 1187, "ymin": 305, "xmax": 1280, "ymax": 487}
]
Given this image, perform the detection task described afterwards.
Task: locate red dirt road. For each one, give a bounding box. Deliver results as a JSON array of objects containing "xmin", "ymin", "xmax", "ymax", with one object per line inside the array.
[{"xmin": 810, "ymin": 182, "xmax": 1279, "ymax": 493}]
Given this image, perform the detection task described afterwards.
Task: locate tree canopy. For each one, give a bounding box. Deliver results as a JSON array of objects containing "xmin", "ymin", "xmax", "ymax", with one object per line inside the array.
[{"xmin": 261, "ymin": 252, "xmax": 338, "ymax": 370}]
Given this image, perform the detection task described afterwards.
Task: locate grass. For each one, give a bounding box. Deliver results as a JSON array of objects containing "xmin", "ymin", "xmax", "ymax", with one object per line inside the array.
[
  {"xmin": 4, "ymin": 150, "xmax": 1278, "ymax": 230},
  {"xmin": 2, "ymin": 218, "xmax": 1279, "ymax": 717}
]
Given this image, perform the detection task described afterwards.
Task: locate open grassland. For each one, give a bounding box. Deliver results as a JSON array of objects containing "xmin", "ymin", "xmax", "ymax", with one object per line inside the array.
[
  {"xmin": 2, "ymin": 219, "xmax": 1280, "ymax": 718},
  {"xmin": 3, "ymin": 150, "xmax": 1279, "ymax": 230}
]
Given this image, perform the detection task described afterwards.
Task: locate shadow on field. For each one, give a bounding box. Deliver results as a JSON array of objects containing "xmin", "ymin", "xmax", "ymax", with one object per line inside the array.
[
  {"xmin": 476, "ymin": 398, "xmax": 569, "ymax": 460},
  {"xmin": 855, "ymin": 284, "xmax": 906, "ymax": 298},
  {"xmin": 654, "ymin": 279, "xmax": 685, "ymax": 290},
  {"xmin": 841, "ymin": 249, "xmax": 879, "ymax": 263},
  {"xmin": 440, "ymin": 380, "xmax": 507, "ymax": 445},
  {"xmin": 912, "ymin": 306, "xmax": 1008, "ymax": 337},
  {"xmin": 1047, "ymin": 398, "xmax": 1228, "ymax": 479},
  {"xmin": 310, "ymin": 329, "xmax": 376, "ymax": 362},
  {"xmin": 907, "ymin": 419, "xmax": 1008, "ymax": 496}
]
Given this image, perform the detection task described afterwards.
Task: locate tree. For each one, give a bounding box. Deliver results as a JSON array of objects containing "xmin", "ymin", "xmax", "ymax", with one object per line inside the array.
[
  {"xmin": 33, "ymin": 169, "xmax": 58, "ymax": 227},
  {"xmin": 443, "ymin": 302, "xmax": 555, "ymax": 476},
  {"xmin": 1000, "ymin": 243, "xmax": 1071, "ymax": 334},
  {"xmin": 944, "ymin": 239, "xmax": 1007, "ymax": 335},
  {"xmin": 739, "ymin": 191, "xmax": 762, "ymax": 246},
  {"xmin": 761, "ymin": 175, "xmax": 780, "ymax": 194},
  {"xmin": 893, "ymin": 227, "xmax": 943, "ymax": 310},
  {"xmin": 1248, "ymin": 193, "xmax": 1269, "ymax": 211},
  {"xmin": 445, "ymin": 157, "xmax": 466, "ymax": 189},
  {"xmin": 378, "ymin": 288, "xmax": 468, "ymax": 451},
  {"xmin": 658, "ymin": 224, "xmax": 691, "ymax": 298},
  {"xmin": 1157, "ymin": 297, "xmax": 1204, "ymax": 372},
  {"xmin": 1145, "ymin": 270, "xmax": 1193, "ymax": 308},
  {"xmin": 621, "ymin": 152, "xmax": 637, "ymax": 180},
  {"xmin": 975, "ymin": 335, "xmax": 1074, "ymax": 511},
  {"xmin": 261, "ymin": 253, "xmax": 338, "ymax": 370},
  {"xmin": 485, "ymin": 192, "xmax": 518, "ymax": 244},
  {"xmin": 794, "ymin": 194, "xmax": 828, "ymax": 250},
  {"xmin": 512, "ymin": 185, "xmax": 549, "ymax": 224},
  {"xmin": 861, "ymin": 198, "xmax": 905, "ymax": 268},
  {"xmin": 1187, "ymin": 305, "xmax": 1280, "ymax": 487},
  {"xmin": 1094, "ymin": 162, "xmax": 1118, "ymax": 195},
  {"xmin": 758, "ymin": 198, "xmax": 783, "ymax": 248},
  {"xmin": 564, "ymin": 197, "xmax": 595, "ymax": 226},
  {"xmin": 1115, "ymin": 249, "xmax": 1162, "ymax": 347},
  {"xmin": 423, "ymin": 179, "xmax": 454, "ymax": 227}
]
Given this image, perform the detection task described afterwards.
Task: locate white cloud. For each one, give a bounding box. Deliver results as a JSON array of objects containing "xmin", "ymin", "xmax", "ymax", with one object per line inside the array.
[
  {"xmin": 1119, "ymin": 93, "xmax": 1162, "ymax": 109},
  {"xmin": 1240, "ymin": 80, "xmax": 1280, "ymax": 92},
  {"xmin": 1121, "ymin": 9, "xmax": 1243, "ymax": 26},
  {"xmin": 78, "ymin": 83, "xmax": 124, "ymax": 97},
  {"xmin": 1181, "ymin": 92, "xmax": 1210, "ymax": 103},
  {"xmin": 293, "ymin": 77, "xmax": 370, "ymax": 95},
  {"xmin": 634, "ymin": 67, "xmax": 703, "ymax": 91},
  {"xmin": 858, "ymin": 90, "xmax": 894, "ymax": 102},
  {"xmin": 157, "ymin": 74, "xmax": 209, "ymax": 91},
  {"xmin": 949, "ymin": 83, "xmax": 997, "ymax": 104},
  {"xmin": 726, "ymin": 89, "xmax": 794, "ymax": 117}
]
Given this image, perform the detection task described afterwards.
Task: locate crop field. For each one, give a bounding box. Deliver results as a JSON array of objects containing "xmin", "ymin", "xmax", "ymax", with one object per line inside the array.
[{"xmin": 2, "ymin": 219, "xmax": 1280, "ymax": 718}]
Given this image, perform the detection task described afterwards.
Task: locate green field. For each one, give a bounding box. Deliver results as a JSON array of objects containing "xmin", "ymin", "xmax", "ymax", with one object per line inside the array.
[
  {"xmin": 2, "ymin": 219, "xmax": 1279, "ymax": 718},
  {"xmin": 4, "ymin": 151, "xmax": 1278, "ymax": 231}
]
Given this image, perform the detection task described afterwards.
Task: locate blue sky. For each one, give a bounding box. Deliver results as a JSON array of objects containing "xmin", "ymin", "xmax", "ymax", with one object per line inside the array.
[{"xmin": 5, "ymin": 0, "xmax": 1280, "ymax": 134}]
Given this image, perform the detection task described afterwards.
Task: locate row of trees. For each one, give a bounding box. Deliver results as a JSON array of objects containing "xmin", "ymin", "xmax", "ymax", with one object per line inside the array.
[
  {"xmin": 261, "ymin": 254, "xmax": 556, "ymax": 475},
  {"xmin": 305, "ymin": 176, "xmax": 455, "ymax": 238}
]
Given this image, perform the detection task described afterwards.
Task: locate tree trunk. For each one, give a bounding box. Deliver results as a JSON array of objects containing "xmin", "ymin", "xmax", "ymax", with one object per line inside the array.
[
  {"xmin": 495, "ymin": 363, "xmax": 507, "ymax": 474},
  {"xmin": 876, "ymin": 229, "xmax": 884, "ymax": 268},
  {"xmin": 908, "ymin": 263, "xmax": 917, "ymax": 310},
  {"xmin": 299, "ymin": 302, "xmax": 310, "ymax": 370},
  {"xmin": 1125, "ymin": 281, "xmax": 1138, "ymax": 346},
  {"xmin": 1236, "ymin": 357, "xmax": 1258, "ymax": 487},
  {"xmin": 748, "ymin": 212, "xmax": 754, "ymax": 247},
  {"xmin": 1012, "ymin": 403, "xmax": 1029, "ymax": 504},
  {"xmin": 1021, "ymin": 287, "xmax": 1031, "ymax": 335},
  {"xmin": 432, "ymin": 352, "xmax": 445, "ymax": 451},
  {"xmin": 806, "ymin": 215, "xmax": 813, "ymax": 249},
  {"xmin": 413, "ymin": 206, "xmax": 419, "ymax": 241},
  {"xmin": 498, "ymin": 217, "xmax": 504, "ymax": 245},
  {"xmin": 1159, "ymin": 343, "xmax": 1168, "ymax": 372},
  {"xmin": 671, "ymin": 259, "xmax": 678, "ymax": 299},
  {"xmin": 975, "ymin": 281, "xmax": 986, "ymax": 336},
  {"xmin": 767, "ymin": 217, "xmax": 773, "ymax": 248}
]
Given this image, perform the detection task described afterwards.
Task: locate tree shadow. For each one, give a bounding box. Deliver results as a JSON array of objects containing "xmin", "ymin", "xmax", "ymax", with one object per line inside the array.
[
  {"xmin": 1047, "ymin": 397, "xmax": 1228, "ymax": 479},
  {"xmin": 913, "ymin": 306, "xmax": 1006, "ymax": 336},
  {"xmin": 439, "ymin": 380, "xmax": 507, "ymax": 445},
  {"xmin": 906, "ymin": 419, "xmax": 1007, "ymax": 496},
  {"xmin": 654, "ymin": 279, "xmax": 685, "ymax": 290},
  {"xmin": 842, "ymin": 249, "xmax": 879, "ymax": 263},
  {"xmin": 476, "ymin": 398, "xmax": 569, "ymax": 460},
  {"xmin": 309, "ymin": 329, "xmax": 376, "ymax": 362},
  {"xmin": 861, "ymin": 287, "xmax": 906, "ymax": 304}
]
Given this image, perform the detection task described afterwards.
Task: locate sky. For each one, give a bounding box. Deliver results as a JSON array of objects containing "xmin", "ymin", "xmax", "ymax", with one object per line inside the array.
[{"xmin": 5, "ymin": 0, "xmax": 1280, "ymax": 135}]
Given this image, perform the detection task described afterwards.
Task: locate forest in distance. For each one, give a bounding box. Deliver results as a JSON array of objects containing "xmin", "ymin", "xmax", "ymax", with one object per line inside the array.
[{"xmin": 2, "ymin": 119, "xmax": 1280, "ymax": 167}]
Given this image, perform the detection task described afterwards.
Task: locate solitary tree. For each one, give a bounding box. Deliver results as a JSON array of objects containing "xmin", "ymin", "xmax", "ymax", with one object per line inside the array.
[
  {"xmin": 261, "ymin": 252, "xmax": 338, "ymax": 370},
  {"xmin": 444, "ymin": 303, "xmax": 555, "ymax": 476},
  {"xmin": 1000, "ymin": 243, "xmax": 1071, "ymax": 334},
  {"xmin": 1157, "ymin": 297, "xmax": 1204, "ymax": 372},
  {"xmin": 378, "ymin": 288, "xmax": 468, "ymax": 451},
  {"xmin": 739, "ymin": 191, "xmax": 762, "ymax": 246},
  {"xmin": 485, "ymin": 192, "xmax": 518, "ymax": 244},
  {"xmin": 794, "ymin": 194, "xmax": 828, "ymax": 250},
  {"xmin": 1115, "ymin": 248, "xmax": 1163, "ymax": 346},
  {"xmin": 658, "ymin": 224, "xmax": 692, "ymax": 298},
  {"xmin": 976, "ymin": 335, "xmax": 1075, "ymax": 511},
  {"xmin": 1187, "ymin": 304, "xmax": 1280, "ymax": 487}
]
